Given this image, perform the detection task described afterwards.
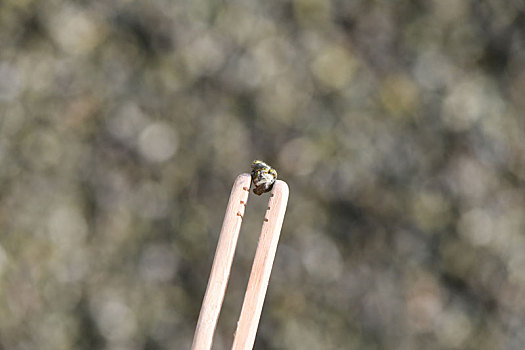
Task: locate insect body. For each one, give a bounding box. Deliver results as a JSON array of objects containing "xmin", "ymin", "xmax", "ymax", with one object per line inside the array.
[{"xmin": 251, "ymin": 160, "xmax": 277, "ymax": 195}]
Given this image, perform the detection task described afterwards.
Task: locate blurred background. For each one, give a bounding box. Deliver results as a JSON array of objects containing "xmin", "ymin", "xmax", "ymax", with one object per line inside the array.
[{"xmin": 1, "ymin": 0, "xmax": 525, "ymax": 349}]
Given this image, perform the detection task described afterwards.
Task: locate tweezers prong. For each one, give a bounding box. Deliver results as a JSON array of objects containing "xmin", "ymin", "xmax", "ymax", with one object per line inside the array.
[
  {"xmin": 191, "ymin": 174, "xmax": 251, "ymax": 350},
  {"xmin": 232, "ymin": 180, "xmax": 289, "ymax": 350}
]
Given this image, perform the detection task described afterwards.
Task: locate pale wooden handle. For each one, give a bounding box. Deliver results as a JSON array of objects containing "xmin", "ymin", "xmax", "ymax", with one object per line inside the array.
[
  {"xmin": 231, "ymin": 180, "xmax": 289, "ymax": 350},
  {"xmin": 191, "ymin": 173, "xmax": 251, "ymax": 350}
]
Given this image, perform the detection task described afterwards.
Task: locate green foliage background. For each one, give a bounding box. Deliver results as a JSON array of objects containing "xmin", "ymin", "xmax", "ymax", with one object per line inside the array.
[{"xmin": 1, "ymin": 0, "xmax": 525, "ymax": 349}]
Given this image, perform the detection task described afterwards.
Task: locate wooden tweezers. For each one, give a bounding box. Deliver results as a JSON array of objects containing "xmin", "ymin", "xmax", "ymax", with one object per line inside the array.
[{"xmin": 191, "ymin": 173, "xmax": 289, "ymax": 350}]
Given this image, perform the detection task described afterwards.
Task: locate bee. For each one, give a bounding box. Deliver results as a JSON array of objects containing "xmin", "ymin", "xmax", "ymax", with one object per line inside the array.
[{"xmin": 251, "ymin": 160, "xmax": 277, "ymax": 195}]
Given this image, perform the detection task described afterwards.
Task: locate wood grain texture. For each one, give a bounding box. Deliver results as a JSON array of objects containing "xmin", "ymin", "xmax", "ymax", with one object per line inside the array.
[
  {"xmin": 231, "ymin": 180, "xmax": 289, "ymax": 350},
  {"xmin": 191, "ymin": 173, "xmax": 251, "ymax": 350}
]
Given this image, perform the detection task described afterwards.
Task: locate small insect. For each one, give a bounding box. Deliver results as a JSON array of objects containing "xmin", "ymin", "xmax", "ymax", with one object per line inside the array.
[{"xmin": 251, "ymin": 160, "xmax": 277, "ymax": 195}]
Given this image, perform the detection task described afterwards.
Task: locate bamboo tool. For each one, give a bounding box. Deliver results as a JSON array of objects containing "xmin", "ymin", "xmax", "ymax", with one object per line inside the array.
[{"xmin": 191, "ymin": 173, "xmax": 289, "ymax": 350}]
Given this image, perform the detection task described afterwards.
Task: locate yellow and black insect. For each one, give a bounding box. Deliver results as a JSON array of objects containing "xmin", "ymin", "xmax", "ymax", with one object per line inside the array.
[{"xmin": 251, "ymin": 160, "xmax": 277, "ymax": 195}]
